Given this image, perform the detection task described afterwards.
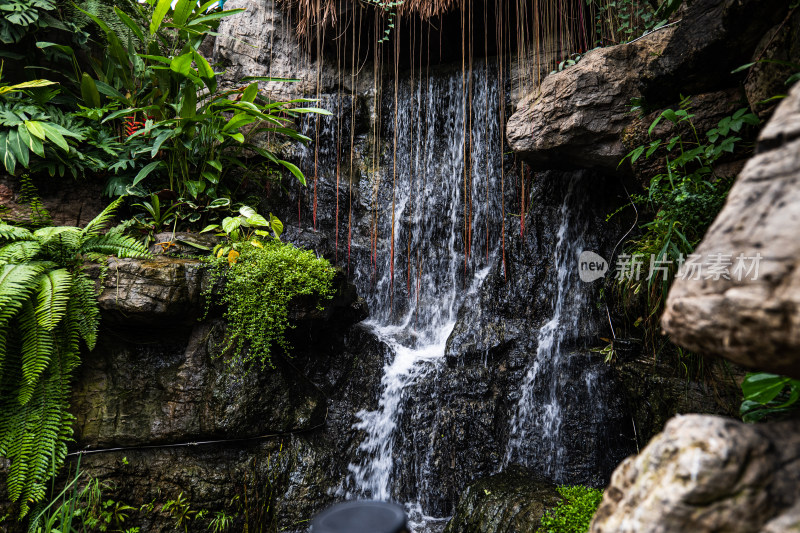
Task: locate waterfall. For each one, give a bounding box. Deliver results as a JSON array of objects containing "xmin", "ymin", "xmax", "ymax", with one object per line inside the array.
[
  {"xmin": 339, "ymin": 62, "xmax": 504, "ymax": 527},
  {"xmin": 503, "ymin": 177, "xmax": 597, "ymax": 481}
]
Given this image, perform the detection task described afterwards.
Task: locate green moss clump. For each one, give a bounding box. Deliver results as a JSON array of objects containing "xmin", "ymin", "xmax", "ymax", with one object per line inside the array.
[{"xmin": 538, "ymin": 485, "xmax": 604, "ymax": 533}]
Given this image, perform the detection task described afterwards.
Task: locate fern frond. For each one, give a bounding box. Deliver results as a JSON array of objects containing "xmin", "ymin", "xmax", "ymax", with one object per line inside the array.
[
  {"xmin": 34, "ymin": 269, "xmax": 72, "ymax": 331},
  {"xmin": 17, "ymin": 300, "xmax": 53, "ymax": 405},
  {"xmin": 80, "ymin": 196, "xmax": 124, "ymax": 238},
  {"xmin": 0, "ymin": 316, "xmax": 76, "ymax": 518},
  {"xmin": 0, "ymin": 263, "xmax": 45, "ymax": 326},
  {"xmin": 80, "ymin": 233, "xmax": 151, "ymax": 259},
  {"xmin": 0, "ymin": 241, "xmax": 42, "ymax": 264},
  {"xmin": 33, "ymin": 227, "xmax": 81, "ymax": 256},
  {"xmin": 69, "ymin": 273, "xmax": 100, "ymax": 350},
  {"xmin": 0, "ymin": 224, "xmax": 33, "ymax": 243}
]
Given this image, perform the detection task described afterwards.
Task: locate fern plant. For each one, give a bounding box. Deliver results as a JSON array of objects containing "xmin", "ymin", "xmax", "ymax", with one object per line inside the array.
[{"xmin": 0, "ymin": 196, "xmax": 150, "ymax": 519}]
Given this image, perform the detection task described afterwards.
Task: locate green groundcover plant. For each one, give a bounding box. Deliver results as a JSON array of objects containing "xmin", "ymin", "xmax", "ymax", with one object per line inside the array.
[{"xmin": 539, "ymin": 485, "xmax": 604, "ymax": 533}]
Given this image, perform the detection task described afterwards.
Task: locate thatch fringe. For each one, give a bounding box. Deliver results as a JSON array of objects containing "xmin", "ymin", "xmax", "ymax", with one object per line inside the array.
[{"xmin": 281, "ymin": 0, "xmax": 462, "ymax": 37}]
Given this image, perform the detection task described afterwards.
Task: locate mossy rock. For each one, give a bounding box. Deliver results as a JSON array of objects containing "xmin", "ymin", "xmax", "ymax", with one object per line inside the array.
[{"xmin": 443, "ymin": 466, "xmax": 561, "ymax": 533}]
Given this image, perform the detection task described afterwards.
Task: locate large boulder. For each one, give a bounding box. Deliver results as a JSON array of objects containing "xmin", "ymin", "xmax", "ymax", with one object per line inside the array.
[
  {"xmin": 505, "ymin": 27, "xmax": 674, "ymax": 170},
  {"xmin": 590, "ymin": 414, "xmax": 800, "ymax": 533},
  {"xmin": 661, "ymin": 83, "xmax": 800, "ymax": 379},
  {"xmin": 506, "ymin": 0, "xmax": 788, "ymax": 171}
]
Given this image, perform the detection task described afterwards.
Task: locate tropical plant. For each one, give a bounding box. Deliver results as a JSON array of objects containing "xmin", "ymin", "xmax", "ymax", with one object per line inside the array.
[
  {"xmin": 616, "ymin": 98, "xmax": 759, "ymax": 335},
  {"xmin": 0, "ymin": 197, "xmax": 150, "ymax": 518},
  {"xmin": 31, "ymin": 458, "xmax": 137, "ymax": 533},
  {"xmin": 0, "ymin": 0, "xmax": 56, "ymax": 44},
  {"xmin": 208, "ymin": 509, "xmax": 234, "ymax": 533},
  {"xmin": 0, "ymin": 75, "xmax": 86, "ymax": 175},
  {"xmin": 538, "ymin": 485, "xmax": 604, "ymax": 533},
  {"xmin": 201, "ymin": 205, "xmax": 283, "ymax": 264},
  {"xmin": 74, "ymin": 0, "xmax": 327, "ymax": 206},
  {"xmin": 203, "ymin": 235, "xmax": 335, "ymax": 371},
  {"xmin": 740, "ymin": 372, "xmax": 800, "ymax": 423}
]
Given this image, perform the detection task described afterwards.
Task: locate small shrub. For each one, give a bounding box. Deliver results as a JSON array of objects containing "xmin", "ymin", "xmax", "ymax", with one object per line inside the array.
[
  {"xmin": 538, "ymin": 485, "xmax": 603, "ymax": 533},
  {"xmin": 204, "ymin": 240, "xmax": 336, "ymax": 371}
]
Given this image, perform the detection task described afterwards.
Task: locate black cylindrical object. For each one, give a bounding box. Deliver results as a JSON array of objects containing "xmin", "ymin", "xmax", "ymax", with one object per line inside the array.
[{"xmin": 311, "ymin": 500, "xmax": 408, "ymax": 533}]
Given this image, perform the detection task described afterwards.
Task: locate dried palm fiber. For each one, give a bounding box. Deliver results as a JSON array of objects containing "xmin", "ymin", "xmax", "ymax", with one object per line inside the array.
[{"xmin": 281, "ymin": 0, "xmax": 463, "ymax": 36}]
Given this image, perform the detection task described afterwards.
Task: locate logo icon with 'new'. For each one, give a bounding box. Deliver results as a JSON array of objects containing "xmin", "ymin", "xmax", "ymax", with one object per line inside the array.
[{"xmin": 578, "ymin": 251, "xmax": 608, "ymax": 282}]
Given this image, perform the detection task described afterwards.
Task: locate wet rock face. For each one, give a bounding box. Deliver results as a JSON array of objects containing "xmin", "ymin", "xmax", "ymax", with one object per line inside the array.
[
  {"xmin": 392, "ymin": 174, "xmax": 637, "ymax": 516},
  {"xmin": 0, "ymin": 176, "xmax": 106, "ymax": 227},
  {"xmin": 662, "ymin": 83, "xmax": 800, "ymax": 379},
  {"xmin": 442, "ymin": 466, "xmax": 561, "ymax": 533},
  {"xmin": 0, "ymin": 256, "xmax": 377, "ymax": 531},
  {"xmin": 590, "ymin": 414, "xmax": 800, "ymax": 533},
  {"xmin": 744, "ymin": 9, "xmax": 800, "ymax": 121}
]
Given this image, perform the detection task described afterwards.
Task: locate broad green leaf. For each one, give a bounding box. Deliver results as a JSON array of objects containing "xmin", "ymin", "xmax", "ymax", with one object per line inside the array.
[
  {"xmin": 170, "ymin": 53, "xmax": 194, "ymax": 77},
  {"xmin": 38, "ymin": 123, "xmax": 68, "ymax": 152},
  {"xmin": 191, "ymin": 49, "xmax": 216, "ymax": 94},
  {"xmin": 246, "ymin": 214, "xmax": 268, "ymax": 227},
  {"xmin": 80, "ymin": 73, "xmax": 102, "ymax": 108},
  {"xmin": 269, "ymin": 213, "xmax": 283, "ymax": 239},
  {"xmin": 207, "ymin": 160, "xmax": 222, "ymax": 172},
  {"xmin": 172, "ymin": 0, "xmax": 195, "ymax": 27},
  {"xmin": 114, "ymin": 7, "xmax": 145, "ymax": 42},
  {"xmin": 278, "ymin": 159, "xmax": 306, "ymax": 186},
  {"xmin": 150, "ymin": 0, "xmax": 172, "ymax": 35},
  {"xmin": 288, "ymin": 107, "xmax": 333, "ymax": 115},
  {"xmin": 180, "ymin": 84, "xmax": 197, "ymax": 119},
  {"xmin": 185, "ymin": 179, "xmax": 205, "ymax": 198},
  {"xmin": 187, "ymin": 9, "xmax": 245, "ymax": 27},
  {"xmin": 24, "ymin": 120, "xmax": 47, "ymax": 141},
  {"xmin": 7, "ymin": 129, "xmax": 29, "ymax": 168},
  {"xmin": 132, "ymin": 160, "xmax": 164, "ymax": 186},
  {"xmin": 0, "ymin": 79, "xmax": 58, "ymax": 96},
  {"xmin": 222, "ymin": 114, "xmax": 255, "ymax": 132},
  {"xmin": 221, "ymin": 216, "xmax": 241, "ymax": 235},
  {"xmin": 239, "ymin": 206, "xmax": 256, "ymax": 218},
  {"xmin": 742, "ymin": 373, "xmax": 790, "ymax": 405},
  {"xmin": 241, "ymin": 82, "xmax": 258, "ymax": 103}
]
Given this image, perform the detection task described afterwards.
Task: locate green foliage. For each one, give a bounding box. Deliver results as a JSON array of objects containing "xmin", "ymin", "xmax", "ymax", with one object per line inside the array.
[
  {"xmin": 76, "ymin": 0, "xmax": 325, "ymax": 205},
  {"xmin": 201, "ymin": 204, "xmax": 284, "ymax": 259},
  {"xmin": 740, "ymin": 372, "xmax": 800, "ymax": 423},
  {"xmin": 617, "ymin": 97, "xmax": 758, "ymax": 334},
  {"xmin": 0, "ymin": 197, "xmax": 150, "ymax": 519},
  {"xmin": 204, "ymin": 237, "xmax": 335, "ymax": 371},
  {"xmin": 0, "ymin": 0, "xmax": 56, "ymax": 44},
  {"xmin": 539, "ymin": 485, "xmax": 604, "ymax": 533},
  {"xmin": 362, "ymin": 0, "xmax": 404, "ymax": 43},
  {"xmin": 31, "ymin": 461, "xmax": 137, "ymax": 533},
  {"xmin": 585, "ymin": 0, "xmax": 682, "ymax": 48}
]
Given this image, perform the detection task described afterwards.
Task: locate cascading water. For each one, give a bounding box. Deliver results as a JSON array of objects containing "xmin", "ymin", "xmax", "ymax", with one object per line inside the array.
[
  {"xmin": 339, "ymin": 62, "xmax": 504, "ymax": 527},
  {"xmin": 504, "ymin": 177, "xmax": 597, "ymax": 480},
  {"xmin": 292, "ymin": 51, "xmax": 631, "ymax": 531}
]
